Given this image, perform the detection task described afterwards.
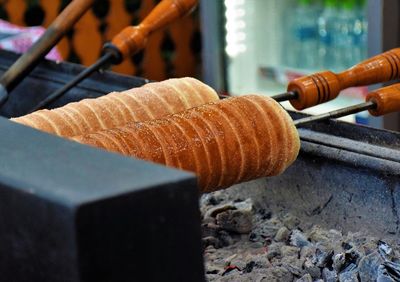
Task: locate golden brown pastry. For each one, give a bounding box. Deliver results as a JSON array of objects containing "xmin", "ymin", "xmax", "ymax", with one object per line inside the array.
[
  {"xmin": 11, "ymin": 77, "xmax": 219, "ymax": 137},
  {"xmin": 73, "ymin": 95, "xmax": 300, "ymax": 192}
]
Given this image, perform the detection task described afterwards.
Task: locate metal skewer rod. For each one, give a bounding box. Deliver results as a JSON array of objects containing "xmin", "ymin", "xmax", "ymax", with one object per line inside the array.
[
  {"xmin": 294, "ymin": 82, "xmax": 400, "ymax": 126},
  {"xmin": 294, "ymin": 101, "xmax": 376, "ymax": 127},
  {"xmin": 218, "ymin": 91, "xmax": 297, "ymax": 101},
  {"xmin": 272, "ymin": 91, "xmax": 298, "ymax": 102}
]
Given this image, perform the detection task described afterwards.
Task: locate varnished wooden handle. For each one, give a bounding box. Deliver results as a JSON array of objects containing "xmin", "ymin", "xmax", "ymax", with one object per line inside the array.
[
  {"xmin": 0, "ymin": 0, "xmax": 94, "ymax": 93},
  {"xmin": 48, "ymin": 0, "xmax": 94, "ymax": 34},
  {"xmin": 109, "ymin": 0, "xmax": 198, "ymax": 62},
  {"xmin": 367, "ymin": 83, "xmax": 400, "ymax": 116},
  {"xmin": 288, "ymin": 48, "xmax": 400, "ymax": 110}
]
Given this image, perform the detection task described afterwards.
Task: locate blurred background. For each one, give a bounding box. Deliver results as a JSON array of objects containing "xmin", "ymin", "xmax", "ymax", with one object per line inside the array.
[
  {"xmin": 0, "ymin": 0, "xmax": 202, "ymax": 81},
  {"xmin": 0, "ymin": 0, "xmax": 399, "ymax": 129},
  {"xmin": 201, "ymin": 0, "xmax": 400, "ymax": 130}
]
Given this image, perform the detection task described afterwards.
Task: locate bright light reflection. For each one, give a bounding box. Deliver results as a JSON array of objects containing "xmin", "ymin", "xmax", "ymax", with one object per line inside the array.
[{"xmin": 224, "ymin": 0, "xmax": 247, "ymax": 58}]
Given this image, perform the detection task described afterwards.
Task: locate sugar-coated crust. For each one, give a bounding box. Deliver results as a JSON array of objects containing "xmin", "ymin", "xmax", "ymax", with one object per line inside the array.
[
  {"xmin": 73, "ymin": 95, "xmax": 300, "ymax": 192},
  {"xmin": 11, "ymin": 77, "xmax": 219, "ymax": 137}
]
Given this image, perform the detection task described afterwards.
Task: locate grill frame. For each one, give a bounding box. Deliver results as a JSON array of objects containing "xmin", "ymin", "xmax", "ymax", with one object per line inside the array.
[{"xmin": 1, "ymin": 49, "xmax": 400, "ymax": 280}]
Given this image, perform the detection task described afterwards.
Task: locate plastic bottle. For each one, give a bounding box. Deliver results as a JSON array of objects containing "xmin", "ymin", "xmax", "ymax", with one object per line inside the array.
[
  {"xmin": 352, "ymin": 0, "xmax": 368, "ymax": 63},
  {"xmin": 281, "ymin": 4, "xmax": 296, "ymax": 67},
  {"xmin": 332, "ymin": 0, "xmax": 357, "ymax": 70},
  {"xmin": 317, "ymin": 0, "xmax": 337, "ymax": 69},
  {"xmin": 290, "ymin": 0, "xmax": 319, "ymax": 70}
]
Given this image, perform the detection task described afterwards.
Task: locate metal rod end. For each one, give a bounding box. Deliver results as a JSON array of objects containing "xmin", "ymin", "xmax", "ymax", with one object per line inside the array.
[
  {"xmin": 273, "ymin": 91, "xmax": 298, "ymax": 102},
  {"xmin": 0, "ymin": 84, "xmax": 8, "ymax": 107}
]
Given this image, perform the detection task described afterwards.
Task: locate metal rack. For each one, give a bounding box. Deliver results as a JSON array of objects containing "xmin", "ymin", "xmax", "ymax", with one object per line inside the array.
[{"xmin": 0, "ymin": 48, "xmax": 400, "ymax": 281}]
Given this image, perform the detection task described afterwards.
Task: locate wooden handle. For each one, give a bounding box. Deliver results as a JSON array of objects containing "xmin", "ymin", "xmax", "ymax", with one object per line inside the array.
[
  {"xmin": 108, "ymin": 0, "xmax": 198, "ymax": 62},
  {"xmin": 47, "ymin": 0, "xmax": 94, "ymax": 34},
  {"xmin": 288, "ymin": 48, "xmax": 400, "ymax": 110},
  {"xmin": 367, "ymin": 83, "xmax": 400, "ymax": 116},
  {"xmin": 0, "ymin": 0, "xmax": 94, "ymax": 93}
]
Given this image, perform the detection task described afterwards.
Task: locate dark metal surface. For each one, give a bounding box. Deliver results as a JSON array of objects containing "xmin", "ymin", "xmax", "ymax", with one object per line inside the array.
[
  {"xmin": 0, "ymin": 84, "xmax": 7, "ymax": 105},
  {"xmin": 0, "ymin": 49, "xmax": 149, "ymax": 118}
]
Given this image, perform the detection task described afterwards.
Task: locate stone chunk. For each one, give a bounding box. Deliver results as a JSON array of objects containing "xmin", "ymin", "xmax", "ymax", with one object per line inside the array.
[
  {"xmin": 358, "ymin": 251, "xmax": 384, "ymax": 282},
  {"xmin": 275, "ymin": 226, "xmax": 290, "ymax": 242}
]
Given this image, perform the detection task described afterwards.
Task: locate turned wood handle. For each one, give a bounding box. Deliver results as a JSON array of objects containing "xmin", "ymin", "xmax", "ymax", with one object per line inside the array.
[
  {"xmin": 0, "ymin": 0, "xmax": 94, "ymax": 93},
  {"xmin": 288, "ymin": 48, "xmax": 400, "ymax": 110},
  {"xmin": 108, "ymin": 0, "xmax": 198, "ymax": 62},
  {"xmin": 367, "ymin": 83, "xmax": 400, "ymax": 116}
]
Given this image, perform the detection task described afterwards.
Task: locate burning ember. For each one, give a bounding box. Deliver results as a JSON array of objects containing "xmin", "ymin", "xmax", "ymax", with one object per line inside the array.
[{"xmin": 201, "ymin": 191, "xmax": 400, "ymax": 282}]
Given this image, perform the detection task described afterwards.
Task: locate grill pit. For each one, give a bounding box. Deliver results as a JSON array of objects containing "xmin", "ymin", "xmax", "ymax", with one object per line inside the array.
[
  {"xmin": 1, "ymin": 49, "xmax": 400, "ymax": 281},
  {"xmin": 200, "ymin": 114, "xmax": 400, "ymax": 281},
  {"xmin": 201, "ymin": 192, "xmax": 400, "ymax": 282}
]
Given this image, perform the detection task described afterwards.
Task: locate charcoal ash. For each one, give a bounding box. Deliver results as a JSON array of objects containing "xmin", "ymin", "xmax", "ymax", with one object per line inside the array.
[
  {"xmin": 283, "ymin": 214, "xmax": 301, "ymax": 230},
  {"xmin": 201, "ymin": 198, "xmax": 253, "ymax": 250},
  {"xmin": 303, "ymin": 257, "xmax": 321, "ymax": 279},
  {"xmin": 338, "ymin": 263, "xmax": 358, "ymax": 281},
  {"xmin": 377, "ymin": 264, "xmax": 396, "ymax": 282},
  {"xmin": 322, "ymin": 267, "xmax": 338, "ymax": 282},
  {"xmin": 291, "ymin": 229, "xmax": 312, "ymax": 248},
  {"xmin": 216, "ymin": 207, "xmax": 253, "ymax": 234},
  {"xmin": 333, "ymin": 253, "xmax": 347, "ymax": 272},
  {"xmin": 313, "ymin": 248, "xmax": 334, "ymax": 268},
  {"xmin": 358, "ymin": 251, "xmax": 384, "ymax": 281},
  {"xmin": 381, "ymin": 261, "xmax": 400, "ymax": 281},
  {"xmin": 201, "ymin": 193, "xmax": 400, "ymax": 282},
  {"xmin": 296, "ymin": 273, "xmax": 313, "ymax": 282},
  {"xmin": 378, "ymin": 241, "xmax": 395, "ymax": 261},
  {"xmin": 259, "ymin": 209, "xmax": 272, "ymax": 220}
]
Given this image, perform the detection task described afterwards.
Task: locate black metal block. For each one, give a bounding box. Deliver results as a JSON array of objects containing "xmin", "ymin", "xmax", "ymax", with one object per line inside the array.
[{"xmin": 0, "ymin": 118, "xmax": 204, "ymax": 282}]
